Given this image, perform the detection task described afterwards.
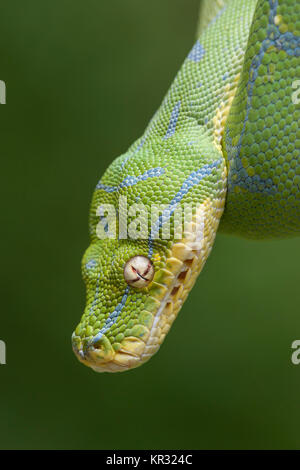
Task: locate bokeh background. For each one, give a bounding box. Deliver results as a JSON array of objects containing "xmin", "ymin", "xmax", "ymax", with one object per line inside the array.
[{"xmin": 0, "ymin": 0, "xmax": 299, "ymax": 450}]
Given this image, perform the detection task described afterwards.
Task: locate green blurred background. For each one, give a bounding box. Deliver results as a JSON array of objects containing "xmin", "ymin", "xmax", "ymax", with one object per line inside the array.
[{"xmin": 0, "ymin": 0, "xmax": 299, "ymax": 450}]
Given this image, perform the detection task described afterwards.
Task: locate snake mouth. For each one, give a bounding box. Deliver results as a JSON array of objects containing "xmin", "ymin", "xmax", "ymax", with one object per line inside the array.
[{"xmin": 72, "ymin": 334, "xmax": 146, "ymax": 373}]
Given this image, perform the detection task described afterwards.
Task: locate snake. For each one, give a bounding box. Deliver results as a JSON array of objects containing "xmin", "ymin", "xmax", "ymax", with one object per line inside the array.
[{"xmin": 72, "ymin": 0, "xmax": 300, "ymax": 372}]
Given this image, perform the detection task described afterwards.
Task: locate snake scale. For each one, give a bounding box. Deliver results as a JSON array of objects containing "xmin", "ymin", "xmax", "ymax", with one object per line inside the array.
[{"xmin": 72, "ymin": 0, "xmax": 300, "ymax": 372}]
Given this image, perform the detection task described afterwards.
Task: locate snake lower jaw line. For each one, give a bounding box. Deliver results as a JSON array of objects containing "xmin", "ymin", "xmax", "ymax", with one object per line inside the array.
[
  {"xmin": 72, "ymin": 329, "xmax": 148, "ymax": 372},
  {"xmin": 72, "ymin": 341, "xmax": 143, "ymax": 373}
]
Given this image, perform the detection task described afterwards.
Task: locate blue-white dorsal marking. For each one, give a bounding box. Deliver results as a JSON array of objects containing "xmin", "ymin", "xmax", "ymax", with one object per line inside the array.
[
  {"xmin": 85, "ymin": 259, "xmax": 97, "ymax": 271},
  {"xmin": 206, "ymin": 6, "xmax": 226, "ymax": 28},
  {"xmin": 96, "ymin": 167, "xmax": 165, "ymax": 193},
  {"xmin": 90, "ymin": 286, "xmax": 130, "ymax": 346},
  {"xmin": 269, "ymin": 0, "xmax": 299, "ymax": 57},
  {"xmin": 227, "ymin": 0, "xmax": 300, "ymax": 194},
  {"xmin": 187, "ymin": 41, "xmax": 205, "ymax": 63},
  {"xmin": 164, "ymin": 101, "xmax": 181, "ymax": 139},
  {"xmin": 148, "ymin": 160, "xmax": 221, "ymax": 257}
]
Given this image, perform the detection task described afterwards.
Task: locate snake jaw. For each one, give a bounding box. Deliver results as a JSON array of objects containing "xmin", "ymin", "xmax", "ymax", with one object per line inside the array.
[{"xmin": 72, "ymin": 332, "xmax": 147, "ymax": 372}]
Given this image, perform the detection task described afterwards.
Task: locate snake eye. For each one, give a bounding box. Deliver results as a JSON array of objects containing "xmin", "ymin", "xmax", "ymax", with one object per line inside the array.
[{"xmin": 124, "ymin": 256, "xmax": 154, "ymax": 288}]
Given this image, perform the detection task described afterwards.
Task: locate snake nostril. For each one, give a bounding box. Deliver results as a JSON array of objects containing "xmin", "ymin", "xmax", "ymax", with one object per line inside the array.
[{"xmin": 92, "ymin": 342, "xmax": 102, "ymax": 351}]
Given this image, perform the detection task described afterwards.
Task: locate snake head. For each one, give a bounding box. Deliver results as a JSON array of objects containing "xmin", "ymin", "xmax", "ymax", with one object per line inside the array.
[
  {"xmin": 72, "ymin": 133, "xmax": 226, "ymax": 372},
  {"xmin": 72, "ymin": 238, "xmax": 169, "ymax": 372},
  {"xmin": 72, "ymin": 235, "xmax": 204, "ymax": 373}
]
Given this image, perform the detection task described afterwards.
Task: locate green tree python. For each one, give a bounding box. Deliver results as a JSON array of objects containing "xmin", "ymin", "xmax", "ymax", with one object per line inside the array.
[{"xmin": 72, "ymin": 0, "xmax": 300, "ymax": 372}]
